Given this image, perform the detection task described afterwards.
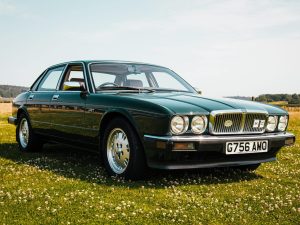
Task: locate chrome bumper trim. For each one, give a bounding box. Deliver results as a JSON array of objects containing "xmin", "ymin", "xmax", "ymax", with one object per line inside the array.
[
  {"xmin": 144, "ymin": 132, "xmax": 295, "ymax": 144},
  {"xmin": 8, "ymin": 116, "xmax": 17, "ymax": 125}
]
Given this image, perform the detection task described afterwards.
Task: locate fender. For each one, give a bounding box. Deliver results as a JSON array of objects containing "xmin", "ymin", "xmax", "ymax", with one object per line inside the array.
[
  {"xmin": 99, "ymin": 108, "xmax": 142, "ymax": 139},
  {"xmin": 16, "ymin": 105, "xmax": 30, "ymax": 122}
]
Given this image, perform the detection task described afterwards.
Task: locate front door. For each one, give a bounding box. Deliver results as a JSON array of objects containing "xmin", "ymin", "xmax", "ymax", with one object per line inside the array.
[{"xmin": 50, "ymin": 64, "xmax": 87, "ymax": 141}]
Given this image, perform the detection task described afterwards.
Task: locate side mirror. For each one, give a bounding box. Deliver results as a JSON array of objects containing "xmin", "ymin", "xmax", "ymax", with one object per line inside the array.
[
  {"xmin": 194, "ymin": 87, "xmax": 202, "ymax": 95},
  {"xmin": 80, "ymin": 84, "xmax": 88, "ymax": 97}
]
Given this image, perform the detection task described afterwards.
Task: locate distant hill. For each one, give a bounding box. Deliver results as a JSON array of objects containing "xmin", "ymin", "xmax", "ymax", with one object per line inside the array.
[
  {"xmin": 0, "ymin": 85, "xmax": 28, "ymax": 98},
  {"xmin": 227, "ymin": 96, "xmax": 253, "ymax": 101}
]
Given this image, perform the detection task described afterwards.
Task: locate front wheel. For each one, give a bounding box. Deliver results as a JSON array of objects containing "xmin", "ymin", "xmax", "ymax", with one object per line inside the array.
[
  {"xmin": 16, "ymin": 113, "xmax": 43, "ymax": 152},
  {"xmin": 102, "ymin": 117, "xmax": 147, "ymax": 180}
]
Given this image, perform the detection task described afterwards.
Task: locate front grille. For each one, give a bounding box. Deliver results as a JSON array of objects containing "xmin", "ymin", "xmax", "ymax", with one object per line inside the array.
[
  {"xmin": 212, "ymin": 113, "xmax": 242, "ymax": 134},
  {"xmin": 243, "ymin": 113, "xmax": 267, "ymax": 133},
  {"xmin": 210, "ymin": 111, "xmax": 268, "ymax": 135}
]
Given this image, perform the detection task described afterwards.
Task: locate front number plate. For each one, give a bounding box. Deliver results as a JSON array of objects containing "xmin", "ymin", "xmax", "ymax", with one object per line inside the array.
[{"xmin": 225, "ymin": 140, "xmax": 268, "ymax": 155}]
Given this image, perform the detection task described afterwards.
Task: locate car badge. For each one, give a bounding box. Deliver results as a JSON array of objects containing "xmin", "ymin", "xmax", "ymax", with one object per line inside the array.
[
  {"xmin": 259, "ymin": 120, "xmax": 265, "ymax": 128},
  {"xmin": 224, "ymin": 120, "xmax": 233, "ymax": 127},
  {"xmin": 253, "ymin": 119, "xmax": 260, "ymax": 128}
]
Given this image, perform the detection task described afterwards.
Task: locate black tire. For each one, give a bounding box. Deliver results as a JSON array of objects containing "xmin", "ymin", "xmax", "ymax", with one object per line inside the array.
[
  {"xmin": 236, "ymin": 163, "xmax": 261, "ymax": 172},
  {"xmin": 16, "ymin": 113, "xmax": 43, "ymax": 152},
  {"xmin": 101, "ymin": 117, "xmax": 147, "ymax": 180}
]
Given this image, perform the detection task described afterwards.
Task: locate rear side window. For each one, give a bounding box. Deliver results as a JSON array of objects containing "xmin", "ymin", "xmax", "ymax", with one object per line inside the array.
[{"xmin": 38, "ymin": 66, "xmax": 65, "ymax": 91}]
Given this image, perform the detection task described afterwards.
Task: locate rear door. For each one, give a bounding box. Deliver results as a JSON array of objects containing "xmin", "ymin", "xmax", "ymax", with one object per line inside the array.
[
  {"xmin": 26, "ymin": 65, "xmax": 66, "ymax": 135},
  {"xmin": 50, "ymin": 64, "xmax": 87, "ymax": 141}
]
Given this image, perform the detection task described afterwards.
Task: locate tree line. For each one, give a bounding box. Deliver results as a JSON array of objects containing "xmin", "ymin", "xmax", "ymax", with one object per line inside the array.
[
  {"xmin": 0, "ymin": 85, "xmax": 28, "ymax": 98},
  {"xmin": 255, "ymin": 94, "xmax": 300, "ymax": 104}
]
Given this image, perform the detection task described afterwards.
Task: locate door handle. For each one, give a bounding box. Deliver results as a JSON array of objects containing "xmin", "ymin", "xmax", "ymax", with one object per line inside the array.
[
  {"xmin": 28, "ymin": 94, "xmax": 34, "ymax": 100},
  {"xmin": 52, "ymin": 94, "xmax": 59, "ymax": 101}
]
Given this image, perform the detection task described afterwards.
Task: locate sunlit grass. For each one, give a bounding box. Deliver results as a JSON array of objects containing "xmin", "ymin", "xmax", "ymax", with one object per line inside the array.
[{"xmin": 0, "ymin": 113, "xmax": 299, "ymax": 224}]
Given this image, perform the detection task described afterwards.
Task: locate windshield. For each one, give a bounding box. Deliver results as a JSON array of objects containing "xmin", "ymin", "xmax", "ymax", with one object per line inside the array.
[{"xmin": 89, "ymin": 63, "xmax": 195, "ymax": 93}]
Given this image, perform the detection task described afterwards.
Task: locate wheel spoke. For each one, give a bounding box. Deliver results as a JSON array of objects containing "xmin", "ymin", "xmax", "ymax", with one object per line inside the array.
[
  {"xmin": 107, "ymin": 128, "xmax": 130, "ymax": 174},
  {"xmin": 19, "ymin": 118, "xmax": 30, "ymax": 148}
]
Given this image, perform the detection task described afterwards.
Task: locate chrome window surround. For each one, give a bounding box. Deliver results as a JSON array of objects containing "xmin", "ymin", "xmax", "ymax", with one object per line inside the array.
[
  {"xmin": 209, "ymin": 109, "xmax": 269, "ymax": 135},
  {"xmin": 30, "ymin": 61, "xmax": 93, "ymax": 94},
  {"xmin": 87, "ymin": 62, "xmax": 197, "ymax": 94},
  {"xmin": 56, "ymin": 62, "xmax": 91, "ymax": 93}
]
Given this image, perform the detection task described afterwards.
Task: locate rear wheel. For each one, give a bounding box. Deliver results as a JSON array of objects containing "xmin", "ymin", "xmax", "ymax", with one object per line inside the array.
[
  {"xmin": 16, "ymin": 113, "xmax": 43, "ymax": 152},
  {"xmin": 102, "ymin": 117, "xmax": 147, "ymax": 180}
]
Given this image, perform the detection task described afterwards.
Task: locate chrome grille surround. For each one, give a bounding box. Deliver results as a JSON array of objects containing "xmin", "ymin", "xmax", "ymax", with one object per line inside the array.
[{"xmin": 209, "ymin": 110, "xmax": 268, "ymax": 135}]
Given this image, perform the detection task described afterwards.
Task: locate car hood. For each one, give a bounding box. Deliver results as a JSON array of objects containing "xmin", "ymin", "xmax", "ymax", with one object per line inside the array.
[{"xmin": 123, "ymin": 92, "xmax": 287, "ymax": 115}]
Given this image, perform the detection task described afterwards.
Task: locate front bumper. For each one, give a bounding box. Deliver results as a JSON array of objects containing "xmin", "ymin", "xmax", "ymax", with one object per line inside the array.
[
  {"xmin": 143, "ymin": 132, "xmax": 295, "ymax": 169},
  {"xmin": 8, "ymin": 116, "xmax": 17, "ymax": 125}
]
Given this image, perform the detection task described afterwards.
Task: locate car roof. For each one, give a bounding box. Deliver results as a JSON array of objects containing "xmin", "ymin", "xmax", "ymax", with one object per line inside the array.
[{"xmin": 49, "ymin": 60, "xmax": 168, "ymax": 69}]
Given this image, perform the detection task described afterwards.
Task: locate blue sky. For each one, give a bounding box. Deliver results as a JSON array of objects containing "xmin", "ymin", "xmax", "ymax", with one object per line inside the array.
[{"xmin": 0, "ymin": 0, "xmax": 299, "ymax": 97}]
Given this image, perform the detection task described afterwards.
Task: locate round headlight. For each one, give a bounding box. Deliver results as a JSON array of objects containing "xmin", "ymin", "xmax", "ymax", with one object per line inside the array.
[
  {"xmin": 278, "ymin": 115, "xmax": 288, "ymax": 131},
  {"xmin": 266, "ymin": 116, "xmax": 278, "ymax": 132},
  {"xmin": 170, "ymin": 116, "xmax": 189, "ymax": 134},
  {"xmin": 191, "ymin": 116, "xmax": 207, "ymax": 134}
]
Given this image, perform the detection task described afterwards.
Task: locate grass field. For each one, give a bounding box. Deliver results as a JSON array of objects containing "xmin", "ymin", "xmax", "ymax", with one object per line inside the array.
[{"xmin": 0, "ymin": 112, "xmax": 299, "ymax": 224}]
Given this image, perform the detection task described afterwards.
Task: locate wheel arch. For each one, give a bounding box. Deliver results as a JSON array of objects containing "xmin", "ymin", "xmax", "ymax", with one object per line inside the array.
[
  {"xmin": 98, "ymin": 109, "xmax": 144, "ymax": 147},
  {"xmin": 16, "ymin": 106, "xmax": 30, "ymax": 123}
]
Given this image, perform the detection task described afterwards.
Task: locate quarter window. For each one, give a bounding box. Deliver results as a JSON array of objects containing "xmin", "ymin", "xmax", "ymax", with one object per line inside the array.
[{"xmin": 38, "ymin": 66, "xmax": 65, "ymax": 91}]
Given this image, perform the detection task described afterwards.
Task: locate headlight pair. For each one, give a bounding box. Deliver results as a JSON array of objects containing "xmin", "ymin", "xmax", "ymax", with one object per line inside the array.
[
  {"xmin": 266, "ymin": 115, "xmax": 288, "ymax": 132},
  {"xmin": 170, "ymin": 115, "xmax": 207, "ymax": 135}
]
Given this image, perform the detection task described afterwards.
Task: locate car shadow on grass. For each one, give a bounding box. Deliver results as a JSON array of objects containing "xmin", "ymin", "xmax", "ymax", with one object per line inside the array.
[{"xmin": 0, "ymin": 142, "xmax": 263, "ymax": 188}]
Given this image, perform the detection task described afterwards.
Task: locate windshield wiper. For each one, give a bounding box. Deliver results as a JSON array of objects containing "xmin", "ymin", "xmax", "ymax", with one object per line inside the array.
[
  {"xmin": 97, "ymin": 86, "xmax": 156, "ymax": 93},
  {"xmin": 151, "ymin": 88, "xmax": 191, "ymax": 93}
]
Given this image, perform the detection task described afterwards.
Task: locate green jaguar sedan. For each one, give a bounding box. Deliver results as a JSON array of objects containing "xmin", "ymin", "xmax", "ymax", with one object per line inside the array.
[{"xmin": 8, "ymin": 60, "xmax": 295, "ymax": 179}]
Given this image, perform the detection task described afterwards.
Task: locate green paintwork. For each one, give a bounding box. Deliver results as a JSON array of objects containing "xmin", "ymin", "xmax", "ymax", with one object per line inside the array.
[
  {"xmin": 121, "ymin": 92, "xmax": 287, "ymax": 115},
  {"xmin": 11, "ymin": 60, "xmax": 288, "ymax": 151}
]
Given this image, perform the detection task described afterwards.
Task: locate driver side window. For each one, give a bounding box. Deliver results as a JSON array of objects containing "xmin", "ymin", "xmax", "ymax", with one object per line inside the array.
[{"xmin": 60, "ymin": 65, "xmax": 85, "ymax": 91}]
